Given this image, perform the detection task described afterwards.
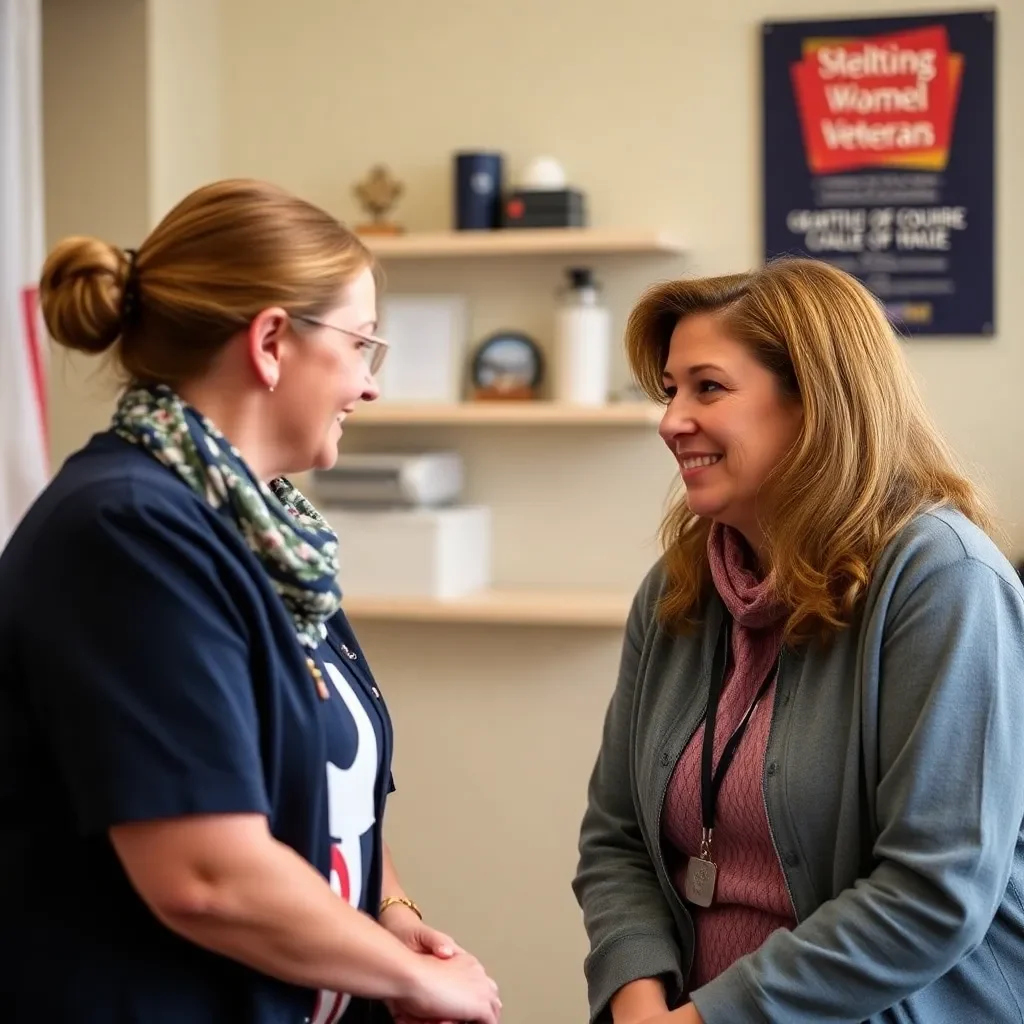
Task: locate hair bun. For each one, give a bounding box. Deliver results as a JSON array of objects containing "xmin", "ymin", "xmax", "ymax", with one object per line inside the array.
[{"xmin": 39, "ymin": 237, "xmax": 133, "ymax": 355}]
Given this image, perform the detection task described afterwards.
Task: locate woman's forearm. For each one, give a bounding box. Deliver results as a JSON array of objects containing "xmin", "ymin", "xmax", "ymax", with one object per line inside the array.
[
  {"xmin": 611, "ymin": 977, "xmax": 670, "ymax": 1024},
  {"xmin": 113, "ymin": 817, "xmax": 426, "ymax": 999},
  {"xmin": 168, "ymin": 839, "xmax": 423, "ymax": 994}
]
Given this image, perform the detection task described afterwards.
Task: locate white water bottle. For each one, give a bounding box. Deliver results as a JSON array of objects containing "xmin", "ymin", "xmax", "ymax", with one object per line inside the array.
[{"xmin": 554, "ymin": 267, "xmax": 611, "ymax": 405}]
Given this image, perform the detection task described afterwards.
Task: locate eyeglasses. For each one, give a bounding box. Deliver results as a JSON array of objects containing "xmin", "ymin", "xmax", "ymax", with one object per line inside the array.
[{"xmin": 293, "ymin": 315, "xmax": 389, "ymax": 375}]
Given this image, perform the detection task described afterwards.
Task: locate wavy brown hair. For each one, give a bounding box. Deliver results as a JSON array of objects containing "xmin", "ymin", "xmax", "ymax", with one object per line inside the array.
[{"xmin": 626, "ymin": 257, "xmax": 993, "ymax": 644}]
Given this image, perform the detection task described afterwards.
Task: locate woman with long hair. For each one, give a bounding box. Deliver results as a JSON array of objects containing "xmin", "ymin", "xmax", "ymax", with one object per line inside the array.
[{"xmin": 573, "ymin": 257, "xmax": 1024, "ymax": 1024}]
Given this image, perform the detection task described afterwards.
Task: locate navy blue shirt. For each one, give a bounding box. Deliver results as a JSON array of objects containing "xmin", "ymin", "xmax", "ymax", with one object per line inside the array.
[{"xmin": 0, "ymin": 431, "xmax": 395, "ymax": 1024}]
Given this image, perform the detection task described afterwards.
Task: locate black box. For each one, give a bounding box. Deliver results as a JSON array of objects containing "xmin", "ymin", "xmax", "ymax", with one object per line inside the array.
[{"xmin": 503, "ymin": 188, "xmax": 587, "ymax": 229}]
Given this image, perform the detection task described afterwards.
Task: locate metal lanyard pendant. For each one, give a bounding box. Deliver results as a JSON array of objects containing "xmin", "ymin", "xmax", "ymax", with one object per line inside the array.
[{"xmin": 684, "ymin": 826, "xmax": 718, "ymax": 908}]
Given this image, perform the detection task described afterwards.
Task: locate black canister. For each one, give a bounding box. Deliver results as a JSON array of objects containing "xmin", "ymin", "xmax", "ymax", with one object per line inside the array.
[{"xmin": 453, "ymin": 151, "xmax": 504, "ymax": 230}]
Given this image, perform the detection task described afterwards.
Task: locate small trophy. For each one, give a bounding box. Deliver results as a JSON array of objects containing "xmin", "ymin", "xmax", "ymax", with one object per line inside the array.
[{"xmin": 353, "ymin": 164, "xmax": 405, "ymax": 236}]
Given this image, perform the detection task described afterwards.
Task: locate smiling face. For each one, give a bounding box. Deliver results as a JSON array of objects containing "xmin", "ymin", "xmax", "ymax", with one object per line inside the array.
[
  {"xmin": 274, "ymin": 265, "xmax": 381, "ymax": 472},
  {"xmin": 658, "ymin": 312, "xmax": 803, "ymax": 553}
]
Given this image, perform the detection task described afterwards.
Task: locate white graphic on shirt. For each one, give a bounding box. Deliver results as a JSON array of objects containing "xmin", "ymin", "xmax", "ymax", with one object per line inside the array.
[{"xmin": 311, "ymin": 661, "xmax": 379, "ymax": 1024}]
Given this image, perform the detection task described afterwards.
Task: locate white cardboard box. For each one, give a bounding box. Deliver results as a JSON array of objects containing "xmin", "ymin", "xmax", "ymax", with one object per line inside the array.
[{"xmin": 326, "ymin": 505, "xmax": 491, "ymax": 599}]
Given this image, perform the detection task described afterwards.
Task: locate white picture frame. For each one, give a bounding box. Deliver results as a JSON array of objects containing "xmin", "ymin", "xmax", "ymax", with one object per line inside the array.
[{"xmin": 376, "ymin": 294, "xmax": 468, "ymax": 403}]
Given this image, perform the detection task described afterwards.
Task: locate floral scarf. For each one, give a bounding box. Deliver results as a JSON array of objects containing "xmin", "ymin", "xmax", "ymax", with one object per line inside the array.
[{"xmin": 112, "ymin": 383, "xmax": 340, "ymax": 650}]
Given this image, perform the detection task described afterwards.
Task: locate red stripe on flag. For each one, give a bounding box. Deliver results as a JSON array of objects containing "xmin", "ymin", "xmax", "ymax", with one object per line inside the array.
[{"xmin": 19, "ymin": 284, "xmax": 48, "ymax": 469}]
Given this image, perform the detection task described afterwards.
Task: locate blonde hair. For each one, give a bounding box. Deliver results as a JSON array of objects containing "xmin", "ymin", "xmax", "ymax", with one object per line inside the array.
[
  {"xmin": 39, "ymin": 178, "xmax": 374, "ymax": 385},
  {"xmin": 626, "ymin": 257, "xmax": 993, "ymax": 644}
]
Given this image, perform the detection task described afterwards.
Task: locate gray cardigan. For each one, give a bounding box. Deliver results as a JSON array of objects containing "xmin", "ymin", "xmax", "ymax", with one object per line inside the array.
[{"xmin": 572, "ymin": 509, "xmax": 1024, "ymax": 1024}]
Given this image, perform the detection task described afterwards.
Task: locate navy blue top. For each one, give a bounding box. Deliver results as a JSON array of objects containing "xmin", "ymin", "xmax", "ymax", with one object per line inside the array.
[{"xmin": 0, "ymin": 431, "xmax": 395, "ymax": 1024}]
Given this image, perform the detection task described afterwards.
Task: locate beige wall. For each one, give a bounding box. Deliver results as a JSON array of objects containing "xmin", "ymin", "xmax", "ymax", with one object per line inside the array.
[
  {"xmin": 42, "ymin": 0, "xmax": 223, "ymax": 464},
  {"xmin": 42, "ymin": 0, "xmax": 150, "ymax": 461},
  {"xmin": 146, "ymin": 0, "xmax": 223, "ymax": 222},
  {"xmin": 42, "ymin": 1, "xmax": 1023, "ymax": 1022}
]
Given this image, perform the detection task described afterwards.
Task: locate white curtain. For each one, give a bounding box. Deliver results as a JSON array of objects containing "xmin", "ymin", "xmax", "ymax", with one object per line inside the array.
[{"xmin": 0, "ymin": 0, "xmax": 47, "ymax": 552}]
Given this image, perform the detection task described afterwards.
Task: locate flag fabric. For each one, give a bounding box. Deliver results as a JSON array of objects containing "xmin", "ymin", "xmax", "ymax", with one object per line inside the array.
[{"xmin": 0, "ymin": 0, "xmax": 48, "ymax": 552}]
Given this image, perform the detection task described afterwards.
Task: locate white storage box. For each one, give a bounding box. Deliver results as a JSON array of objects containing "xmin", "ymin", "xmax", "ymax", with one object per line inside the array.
[{"xmin": 326, "ymin": 505, "xmax": 491, "ymax": 599}]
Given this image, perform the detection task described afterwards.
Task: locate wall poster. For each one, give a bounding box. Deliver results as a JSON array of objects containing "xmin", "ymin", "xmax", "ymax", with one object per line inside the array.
[{"xmin": 762, "ymin": 10, "xmax": 996, "ymax": 336}]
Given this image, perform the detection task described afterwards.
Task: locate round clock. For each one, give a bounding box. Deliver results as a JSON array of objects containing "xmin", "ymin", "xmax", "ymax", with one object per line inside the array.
[{"xmin": 470, "ymin": 330, "xmax": 544, "ymax": 400}]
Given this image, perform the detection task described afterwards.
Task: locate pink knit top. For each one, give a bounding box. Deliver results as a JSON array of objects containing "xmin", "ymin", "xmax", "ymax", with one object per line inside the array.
[{"xmin": 661, "ymin": 524, "xmax": 797, "ymax": 991}]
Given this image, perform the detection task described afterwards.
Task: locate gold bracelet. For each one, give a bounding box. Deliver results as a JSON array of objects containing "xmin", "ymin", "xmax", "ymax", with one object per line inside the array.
[{"xmin": 380, "ymin": 895, "xmax": 422, "ymax": 920}]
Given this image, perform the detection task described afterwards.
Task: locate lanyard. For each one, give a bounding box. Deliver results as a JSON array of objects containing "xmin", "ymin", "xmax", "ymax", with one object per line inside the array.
[{"xmin": 684, "ymin": 619, "xmax": 780, "ymax": 908}]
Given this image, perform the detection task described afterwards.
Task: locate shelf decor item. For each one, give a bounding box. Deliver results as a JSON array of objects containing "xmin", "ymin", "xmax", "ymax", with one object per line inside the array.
[
  {"xmin": 468, "ymin": 329, "xmax": 544, "ymax": 401},
  {"xmin": 377, "ymin": 294, "xmax": 467, "ymax": 403},
  {"xmin": 328, "ymin": 505, "xmax": 491, "ymax": 600},
  {"xmin": 504, "ymin": 154, "xmax": 587, "ymax": 229},
  {"xmin": 453, "ymin": 150, "xmax": 504, "ymax": 231},
  {"xmin": 353, "ymin": 164, "xmax": 406, "ymax": 236},
  {"xmin": 553, "ymin": 267, "xmax": 612, "ymax": 406}
]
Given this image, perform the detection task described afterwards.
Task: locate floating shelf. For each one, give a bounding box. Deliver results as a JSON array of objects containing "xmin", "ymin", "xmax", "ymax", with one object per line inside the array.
[
  {"xmin": 348, "ymin": 401, "xmax": 661, "ymax": 426},
  {"xmin": 342, "ymin": 588, "xmax": 632, "ymax": 627},
  {"xmin": 357, "ymin": 227, "xmax": 685, "ymax": 259}
]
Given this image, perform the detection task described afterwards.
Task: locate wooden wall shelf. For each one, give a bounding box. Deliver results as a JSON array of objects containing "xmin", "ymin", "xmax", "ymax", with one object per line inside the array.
[
  {"xmin": 342, "ymin": 588, "xmax": 631, "ymax": 627},
  {"xmin": 357, "ymin": 227, "xmax": 685, "ymax": 259},
  {"xmin": 348, "ymin": 401, "xmax": 661, "ymax": 427},
  {"xmin": 336, "ymin": 225, "xmax": 676, "ymax": 630}
]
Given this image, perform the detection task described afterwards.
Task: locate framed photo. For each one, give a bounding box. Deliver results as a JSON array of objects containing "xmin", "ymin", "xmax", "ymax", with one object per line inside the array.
[{"xmin": 377, "ymin": 294, "xmax": 468, "ymax": 403}]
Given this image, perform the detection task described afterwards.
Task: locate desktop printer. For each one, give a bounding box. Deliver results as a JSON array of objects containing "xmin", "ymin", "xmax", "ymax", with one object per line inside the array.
[{"xmin": 312, "ymin": 451, "xmax": 464, "ymax": 508}]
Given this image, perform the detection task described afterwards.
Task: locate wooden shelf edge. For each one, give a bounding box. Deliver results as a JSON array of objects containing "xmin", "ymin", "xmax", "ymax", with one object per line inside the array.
[
  {"xmin": 348, "ymin": 401, "xmax": 662, "ymax": 426},
  {"xmin": 341, "ymin": 588, "xmax": 632, "ymax": 627},
  {"xmin": 357, "ymin": 227, "xmax": 685, "ymax": 259}
]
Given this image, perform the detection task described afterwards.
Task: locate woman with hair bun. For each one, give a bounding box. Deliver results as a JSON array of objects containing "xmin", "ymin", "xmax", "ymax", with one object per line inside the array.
[
  {"xmin": 572, "ymin": 257, "xmax": 1024, "ymax": 1024},
  {"xmin": 0, "ymin": 178, "xmax": 501, "ymax": 1024}
]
